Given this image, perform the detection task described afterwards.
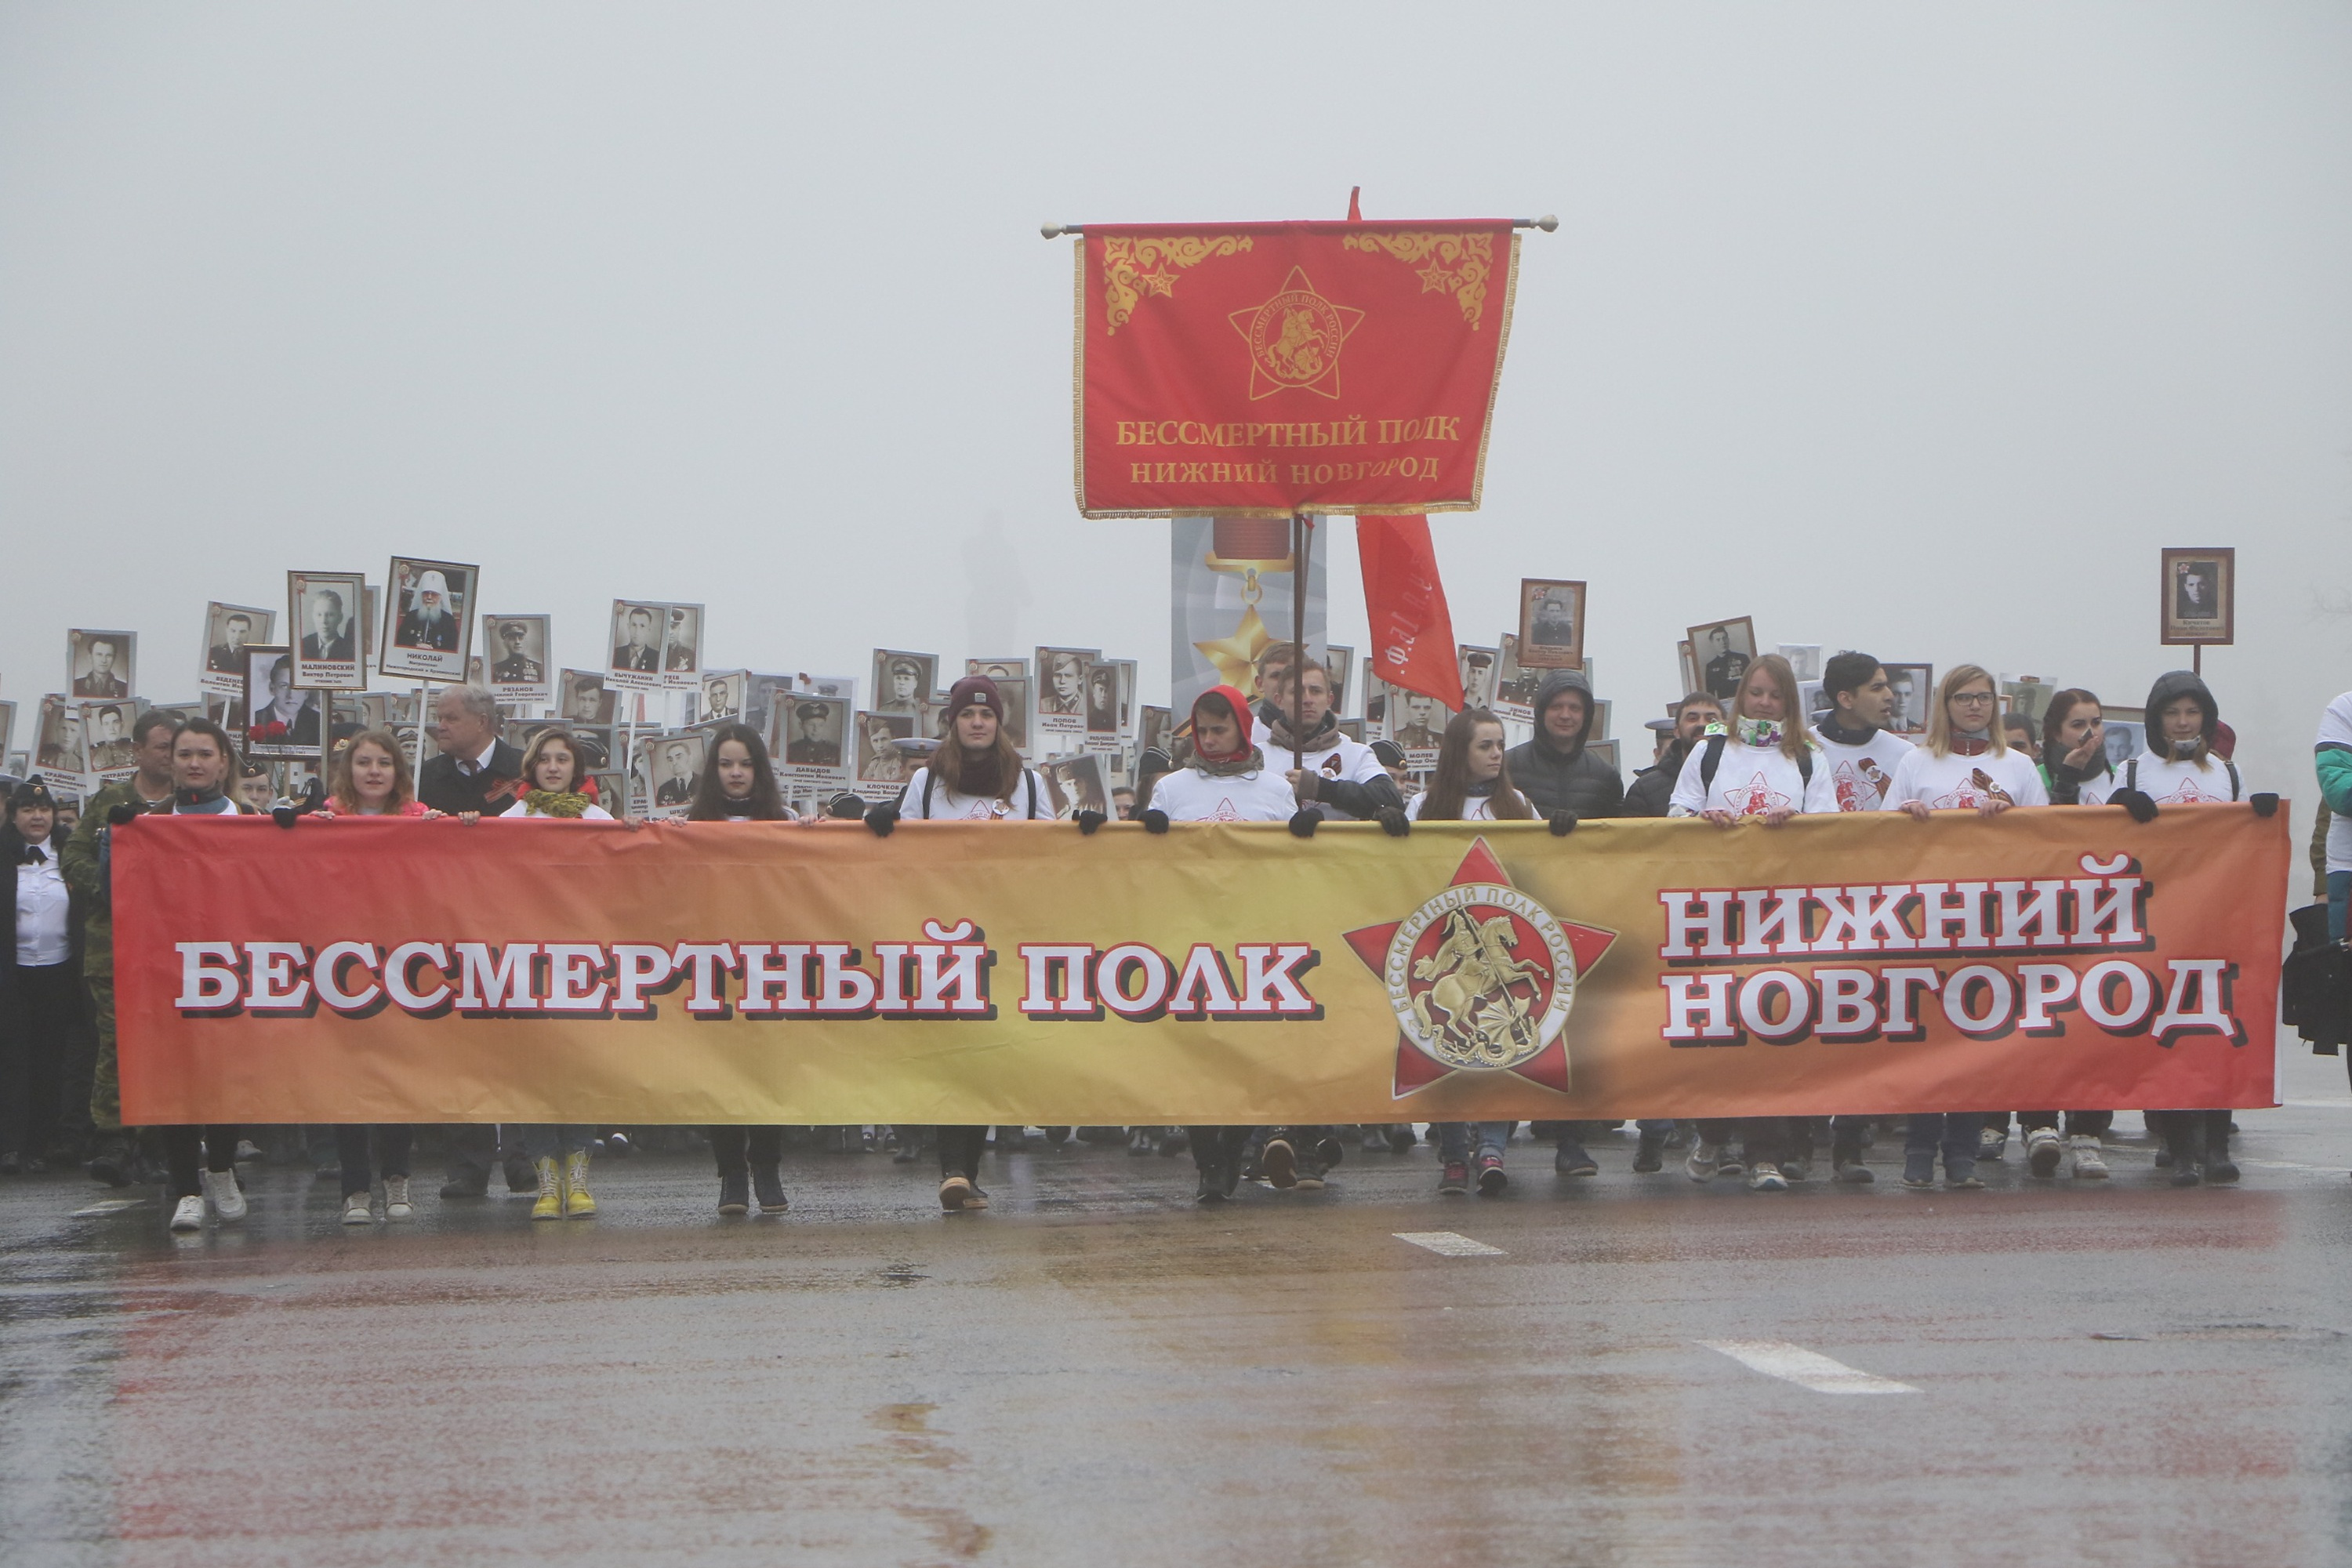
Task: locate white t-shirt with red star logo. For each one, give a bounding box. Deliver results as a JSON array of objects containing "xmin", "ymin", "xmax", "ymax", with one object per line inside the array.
[
  {"xmin": 1148, "ymin": 764, "xmax": 1298, "ymax": 823},
  {"xmin": 1809, "ymin": 727, "xmax": 1915, "ymax": 812},
  {"xmin": 898, "ymin": 767, "xmax": 1050, "ymax": 821},
  {"xmin": 1887, "ymin": 746, "xmax": 2050, "ymax": 811},
  {"xmin": 2119, "ymin": 751, "xmax": 2244, "ymax": 805},
  {"xmin": 1668, "ymin": 738, "xmax": 1841, "ymax": 818}
]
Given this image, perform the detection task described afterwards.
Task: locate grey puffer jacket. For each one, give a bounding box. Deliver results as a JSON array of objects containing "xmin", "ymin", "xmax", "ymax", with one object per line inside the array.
[{"xmin": 1504, "ymin": 670, "xmax": 1624, "ymax": 818}]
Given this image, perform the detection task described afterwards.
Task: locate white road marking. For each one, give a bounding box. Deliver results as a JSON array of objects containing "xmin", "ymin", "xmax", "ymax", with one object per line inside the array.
[
  {"xmin": 1700, "ymin": 1340, "xmax": 1918, "ymax": 1395},
  {"xmin": 2241, "ymin": 1159, "xmax": 2350, "ymax": 1175},
  {"xmin": 1393, "ymin": 1231, "xmax": 1506, "ymax": 1257},
  {"xmin": 71, "ymin": 1200, "xmax": 146, "ymax": 1216},
  {"xmin": 2278, "ymin": 1098, "xmax": 2352, "ymax": 1109}
]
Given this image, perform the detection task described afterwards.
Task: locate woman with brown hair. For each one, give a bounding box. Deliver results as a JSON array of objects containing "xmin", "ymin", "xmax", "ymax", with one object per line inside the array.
[
  {"xmin": 1406, "ymin": 710, "xmax": 1531, "ymax": 1196},
  {"xmin": 315, "ymin": 728, "xmax": 438, "ymax": 1224},
  {"xmin": 865, "ymin": 675, "xmax": 1051, "ymax": 1212},
  {"xmin": 1668, "ymin": 654, "xmax": 1838, "ymax": 823},
  {"xmin": 688, "ymin": 723, "xmax": 793, "ymax": 1216}
]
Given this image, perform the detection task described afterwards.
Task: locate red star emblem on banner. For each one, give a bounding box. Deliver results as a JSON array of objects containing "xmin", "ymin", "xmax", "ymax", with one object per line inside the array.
[{"xmin": 1342, "ymin": 838, "xmax": 1617, "ymax": 1098}]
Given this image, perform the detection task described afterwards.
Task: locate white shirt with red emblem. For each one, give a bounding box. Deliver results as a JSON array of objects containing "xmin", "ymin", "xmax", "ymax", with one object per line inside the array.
[
  {"xmin": 1668, "ymin": 739, "xmax": 1841, "ymax": 818},
  {"xmin": 1886, "ymin": 746, "xmax": 2051, "ymax": 811},
  {"xmin": 2118, "ymin": 750, "xmax": 2244, "ymax": 805},
  {"xmin": 1148, "ymin": 764, "xmax": 1298, "ymax": 823},
  {"xmin": 898, "ymin": 767, "xmax": 1051, "ymax": 821},
  {"xmin": 1808, "ymin": 727, "xmax": 1915, "ymax": 812}
]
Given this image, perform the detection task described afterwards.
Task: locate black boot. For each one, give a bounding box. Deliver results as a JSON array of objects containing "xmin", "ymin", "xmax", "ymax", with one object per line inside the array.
[
  {"xmin": 502, "ymin": 1153, "xmax": 537, "ymax": 1192},
  {"xmin": 439, "ymin": 1160, "xmax": 490, "ymax": 1200},
  {"xmin": 752, "ymin": 1164, "xmax": 789, "ymax": 1213},
  {"xmin": 2157, "ymin": 1112, "xmax": 2202, "ymax": 1187},
  {"xmin": 2201, "ymin": 1111, "xmax": 2238, "ymax": 1183},
  {"xmin": 88, "ymin": 1134, "xmax": 136, "ymax": 1188},
  {"xmin": 1632, "ymin": 1128, "xmax": 1666, "ymax": 1174},
  {"xmin": 717, "ymin": 1171, "xmax": 750, "ymax": 1214},
  {"xmin": 1195, "ymin": 1163, "xmax": 1228, "ymax": 1203}
]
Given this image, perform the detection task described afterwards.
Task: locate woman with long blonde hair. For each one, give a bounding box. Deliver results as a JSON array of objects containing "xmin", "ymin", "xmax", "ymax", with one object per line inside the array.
[
  {"xmin": 1668, "ymin": 654, "xmax": 1838, "ymax": 825},
  {"xmin": 1888, "ymin": 664, "xmax": 2049, "ymax": 821}
]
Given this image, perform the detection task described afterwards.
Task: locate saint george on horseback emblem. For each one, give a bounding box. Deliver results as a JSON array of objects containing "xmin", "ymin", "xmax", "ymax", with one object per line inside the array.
[{"xmin": 1344, "ymin": 838, "xmax": 1617, "ymax": 1097}]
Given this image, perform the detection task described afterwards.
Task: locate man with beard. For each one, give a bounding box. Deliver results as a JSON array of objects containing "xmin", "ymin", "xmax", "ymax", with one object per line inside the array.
[{"xmin": 394, "ymin": 571, "xmax": 459, "ymax": 652}]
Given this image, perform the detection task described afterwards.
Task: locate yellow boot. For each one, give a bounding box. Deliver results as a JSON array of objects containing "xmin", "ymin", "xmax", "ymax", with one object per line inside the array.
[
  {"xmin": 562, "ymin": 1149, "xmax": 596, "ymax": 1218},
  {"xmin": 530, "ymin": 1156, "xmax": 561, "ymax": 1221}
]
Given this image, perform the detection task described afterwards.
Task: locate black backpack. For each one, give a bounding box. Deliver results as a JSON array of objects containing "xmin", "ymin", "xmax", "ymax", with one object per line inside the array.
[{"xmin": 2122, "ymin": 757, "xmax": 2240, "ymax": 801}]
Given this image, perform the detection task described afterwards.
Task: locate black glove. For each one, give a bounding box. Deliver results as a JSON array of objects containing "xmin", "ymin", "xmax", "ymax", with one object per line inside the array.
[
  {"xmin": 107, "ymin": 804, "xmax": 138, "ymax": 827},
  {"xmin": 1075, "ymin": 809, "xmax": 1107, "ymax": 835},
  {"xmin": 1287, "ymin": 808, "xmax": 1320, "ymax": 839},
  {"xmin": 1548, "ymin": 810, "xmax": 1579, "ymax": 837},
  {"xmin": 2109, "ymin": 788, "xmax": 2158, "ymax": 824},
  {"xmin": 1377, "ymin": 807, "xmax": 1411, "ymax": 837},
  {"xmin": 1141, "ymin": 808, "xmax": 1170, "ymax": 834},
  {"xmin": 864, "ymin": 801, "xmax": 900, "ymax": 837},
  {"xmin": 2250, "ymin": 792, "xmax": 2280, "ymax": 818},
  {"xmin": 272, "ymin": 804, "xmax": 301, "ymax": 828}
]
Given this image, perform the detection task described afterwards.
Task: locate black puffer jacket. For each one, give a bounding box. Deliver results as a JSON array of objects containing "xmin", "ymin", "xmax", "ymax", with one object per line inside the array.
[
  {"xmin": 1624, "ymin": 738, "xmax": 1692, "ymax": 818},
  {"xmin": 1504, "ymin": 670, "xmax": 1624, "ymax": 818}
]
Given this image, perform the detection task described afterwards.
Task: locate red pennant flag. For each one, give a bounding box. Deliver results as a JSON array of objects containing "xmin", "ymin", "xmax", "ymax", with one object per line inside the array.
[{"xmin": 1357, "ymin": 515, "xmax": 1465, "ymax": 709}]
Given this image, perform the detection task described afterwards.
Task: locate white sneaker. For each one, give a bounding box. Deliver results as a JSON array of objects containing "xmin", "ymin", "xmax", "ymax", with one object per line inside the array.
[
  {"xmin": 2025, "ymin": 1126, "xmax": 2064, "ymax": 1177},
  {"xmin": 1746, "ymin": 1161, "xmax": 1789, "ymax": 1192},
  {"xmin": 2068, "ymin": 1134, "xmax": 2109, "ymax": 1179},
  {"xmin": 341, "ymin": 1191, "xmax": 375, "ymax": 1225},
  {"xmin": 1685, "ymin": 1142, "xmax": 1720, "ymax": 1183},
  {"xmin": 383, "ymin": 1175, "xmax": 414, "ymax": 1220},
  {"xmin": 169, "ymin": 1195, "xmax": 206, "ymax": 1232},
  {"xmin": 204, "ymin": 1167, "xmax": 248, "ymax": 1222}
]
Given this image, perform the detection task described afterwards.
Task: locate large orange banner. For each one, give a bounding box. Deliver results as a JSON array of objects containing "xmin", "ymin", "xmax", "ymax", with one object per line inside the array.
[
  {"xmin": 112, "ymin": 808, "xmax": 2286, "ymax": 1124},
  {"xmin": 1074, "ymin": 221, "xmax": 1518, "ymax": 517}
]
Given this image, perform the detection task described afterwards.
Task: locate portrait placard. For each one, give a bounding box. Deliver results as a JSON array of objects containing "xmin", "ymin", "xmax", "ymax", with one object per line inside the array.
[
  {"xmin": 662, "ymin": 604, "xmax": 705, "ymax": 688},
  {"xmin": 1456, "ymin": 645, "xmax": 1498, "ymax": 713},
  {"xmin": 855, "ymin": 710, "xmax": 919, "ymax": 791},
  {"xmin": 1585, "ymin": 739, "xmax": 1621, "ymax": 774},
  {"xmin": 1138, "ymin": 705, "xmax": 1172, "ymax": 762},
  {"xmin": 697, "ymin": 670, "xmax": 747, "ymax": 725},
  {"xmin": 607, "ymin": 601, "xmax": 668, "ymax": 691},
  {"xmin": 67, "ymin": 630, "xmax": 136, "ymax": 702},
  {"xmin": 1492, "ymin": 634, "xmax": 1539, "ymax": 724},
  {"xmin": 2159, "ymin": 547, "xmax": 2234, "ymax": 646},
  {"xmin": 1084, "ymin": 659, "xmax": 1135, "ymax": 751},
  {"xmin": 201, "ymin": 603, "xmax": 274, "ymax": 695},
  {"xmin": 1034, "ymin": 647, "xmax": 1098, "ymax": 749},
  {"xmin": 243, "ymin": 646, "xmax": 321, "ymax": 758},
  {"xmin": 640, "ymin": 730, "xmax": 708, "ymax": 819},
  {"xmin": 770, "ymin": 692, "xmax": 851, "ymax": 796},
  {"xmin": 1686, "ymin": 617, "xmax": 1757, "ymax": 704},
  {"xmin": 2100, "ymin": 707, "xmax": 2147, "ymax": 771},
  {"xmin": 288, "ymin": 572, "xmax": 367, "ymax": 691},
  {"xmin": 1324, "ymin": 645, "xmax": 1354, "ymax": 719},
  {"xmin": 1388, "ymin": 686, "xmax": 1453, "ymax": 768},
  {"xmin": 1042, "ymin": 753, "xmax": 1109, "ymax": 821},
  {"xmin": 34, "ymin": 695, "xmax": 85, "ymax": 789},
  {"xmin": 0, "ymin": 700, "xmax": 15, "ymax": 767},
  {"xmin": 363, "ymin": 586, "xmax": 380, "ymax": 663},
  {"xmin": 741, "ymin": 673, "xmax": 798, "ymax": 737},
  {"xmin": 81, "ymin": 699, "xmax": 143, "ymax": 780},
  {"xmin": 483, "ymin": 614, "xmax": 554, "ymax": 703},
  {"xmin": 2001, "ymin": 680, "xmax": 2054, "ymax": 728},
  {"xmin": 374, "ymin": 558, "xmax": 474, "ymax": 682},
  {"xmin": 1882, "ymin": 663, "xmax": 1935, "ymax": 737},
  {"xmin": 559, "ymin": 669, "xmax": 619, "ymax": 726},
  {"xmin": 1516, "ymin": 579, "xmax": 1584, "ymax": 670},
  {"xmin": 872, "ymin": 652, "xmax": 939, "ymax": 717},
  {"xmin": 1777, "ymin": 644, "xmax": 1822, "ymax": 681}
]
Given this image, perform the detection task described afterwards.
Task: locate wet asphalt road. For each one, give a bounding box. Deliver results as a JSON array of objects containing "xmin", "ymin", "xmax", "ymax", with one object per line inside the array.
[{"xmin": 5, "ymin": 1046, "xmax": 2350, "ymax": 1568}]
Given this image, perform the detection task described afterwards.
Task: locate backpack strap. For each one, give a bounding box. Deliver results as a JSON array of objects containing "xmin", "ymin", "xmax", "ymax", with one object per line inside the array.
[
  {"xmin": 2125, "ymin": 757, "xmax": 2137, "ymax": 793},
  {"xmin": 1797, "ymin": 749, "xmax": 1813, "ymax": 788},
  {"xmin": 2226, "ymin": 760, "xmax": 2241, "ymax": 800},
  {"xmin": 1025, "ymin": 771, "xmax": 1039, "ymax": 820},
  {"xmin": 920, "ymin": 768, "xmax": 936, "ymax": 818},
  {"xmin": 1698, "ymin": 733, "xmax": 1727, "ymax": 790}
]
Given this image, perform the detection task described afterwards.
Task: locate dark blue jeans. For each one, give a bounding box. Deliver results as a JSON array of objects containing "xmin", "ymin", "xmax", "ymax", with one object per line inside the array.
[{"xmin": 1904, "ymin": 1112, "xmax": 1984, "ymax": 1174}]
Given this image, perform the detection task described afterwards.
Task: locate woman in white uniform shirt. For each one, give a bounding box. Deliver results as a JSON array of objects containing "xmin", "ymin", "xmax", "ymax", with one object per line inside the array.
[{"xmin": 3, "ymin": 780, "xmax": 79, "ymax": 1174}]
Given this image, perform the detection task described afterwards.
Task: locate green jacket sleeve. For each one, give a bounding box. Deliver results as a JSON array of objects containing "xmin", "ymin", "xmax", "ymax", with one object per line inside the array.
[
  {"xmin": 2316, "ymin": 746, "xmax": 2352, "ymax": 816},
  {"xmin": 60, "ymin": 781, "xmax": 119, "ymax": 901}
]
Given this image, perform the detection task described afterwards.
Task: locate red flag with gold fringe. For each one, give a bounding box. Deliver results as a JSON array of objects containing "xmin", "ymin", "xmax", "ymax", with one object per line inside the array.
[{"xmin": 1073, "ymin": 220, "xmax": 1519, "ymax": 518}]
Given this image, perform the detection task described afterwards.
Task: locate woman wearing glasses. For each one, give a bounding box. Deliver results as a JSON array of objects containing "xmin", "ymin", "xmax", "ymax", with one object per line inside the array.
[{"xmin": 1886, "ymin": 665, "xmax": 2049, "ymax": 1192}]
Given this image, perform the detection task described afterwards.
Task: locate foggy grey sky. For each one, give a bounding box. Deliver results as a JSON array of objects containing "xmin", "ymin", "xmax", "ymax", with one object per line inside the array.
[{"xmin": 4, "ymin": 4, "xmax": 2349, "ymax": 809}]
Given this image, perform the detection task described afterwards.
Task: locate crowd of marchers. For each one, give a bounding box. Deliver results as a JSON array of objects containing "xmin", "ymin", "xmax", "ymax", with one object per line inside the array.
[{"xmin": 5, "ymin": 648, "xmax": 2349, "ymax": 1234}]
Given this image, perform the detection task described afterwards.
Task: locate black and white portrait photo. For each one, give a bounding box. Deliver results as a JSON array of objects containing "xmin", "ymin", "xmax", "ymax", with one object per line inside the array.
[
  {"xmin": 484, "ymin": 615, "xmax": 552, "ymax": 699},
  {"xmin": 1036, "ymin": 648, "xmax": 1093, "ymax": 719},
  {"xmin": 289, "ymin": 571, "xmax": 368, "ymax": 690},
  {"xmin": 650, "ymin": 734, "xmax": 706, "ymax": 811},
  {"xmin": 67, "ymin": 630, "xmax": 135, "ymax": 700},
  {"xmin": 662, "ymin": 604, "xmax": 703, "ymax": 682},
  {"xmin": 1493, "ymin": 634, "xmax": 1541, "ymax": 722},
  {"xmin": 561, "ymin": 669, "xmax": 619, "ymax": 724},
  {"xmin": 2159, "ymin": 547, "xmax": 2234, "ymax": 645},
  {"xmin": 1517, "ymin": 579, "xmax": 1585, "ymax": 670},
  {"xmin": 1085, "ymin": 659, "xmax": 1134, "ymax": 739},
  {"xmin": 1882, "ymin": 663, "xmax": 1934, "ymax": 736},
  {"xmin": 1687, "ymin": 617, "xmax": 1758, "ymax": 703},
  {"xmin": 779, "ymin": 699, "xmax": 844, "ymax": 768},
  {"xmin": 380, "ymin": 557, "xmax": 477, "ymax": 681},
  {"xmin": 1044, "ymin": 753, "xmax": 1109, "ymax": 820},
  {"xmin": 34, "ymin": 695, "xmax": 85, "ymax": 782},
  {"xmin": 245, "ymin": 647, "xmax": 320, "ymax": 756},
  {"xmin": 202, "ymin": 602, "xmax": 273, "ymax": 693},
  {"xmin": 855, "ymin": 711, "xmax": 914, "ymax": 787},
  {"xmin": 699, "ymin": 670, "xmax": 745, "ymax": 724},
  {"xmin": 1457, "ymin": 645, "xmax": 1498, "ymax": 712},
  {"xmin": 83, "ymin": 702, "xmax": 138, "ymax": 775},
  {"xmin": 1392, "ymin": 691, "xmax": 1450, "ymax": 753},
  {"xmin": 610, "ymin": 601, "xmax": 664, "ymax": 681},
  {"xmin": 872, "ymin": 652, "xmax": 938, "ymax": 717}
]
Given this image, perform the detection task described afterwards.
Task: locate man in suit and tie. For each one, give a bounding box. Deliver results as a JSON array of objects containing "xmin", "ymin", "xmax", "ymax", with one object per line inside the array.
[
  {"xmin": 72, "ymin": 638, "xmax": 128, "ymax": 699},
  {"xmin": 613, "ymin": 607, "xmax": 660, "ymax": 673},
  {"xmin": 490, "ymin": 619, "xmax": 543, "ymax": 684},
  {"xmin": 654, "ymin": 741, "xmax": 698, "ymax": 806},
  {"xmin": 301, "ymin": 590, "xmax": 356, "ymax": 663}
]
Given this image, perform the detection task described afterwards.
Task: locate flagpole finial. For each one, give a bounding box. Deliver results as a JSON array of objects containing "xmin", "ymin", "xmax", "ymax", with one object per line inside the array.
[
  {"xmin": 1041, "ymin": 223, "xmax": 1080, "ymax": 239},
  {"xmin": 1534, "ymin": 214, "xmax": 1559, "ymax": 232}
]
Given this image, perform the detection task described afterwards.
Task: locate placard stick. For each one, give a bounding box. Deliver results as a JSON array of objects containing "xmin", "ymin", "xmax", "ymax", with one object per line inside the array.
[{"xmin": 1290, "ymin": 511, "xmax": 1312, "ymax": 773}]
